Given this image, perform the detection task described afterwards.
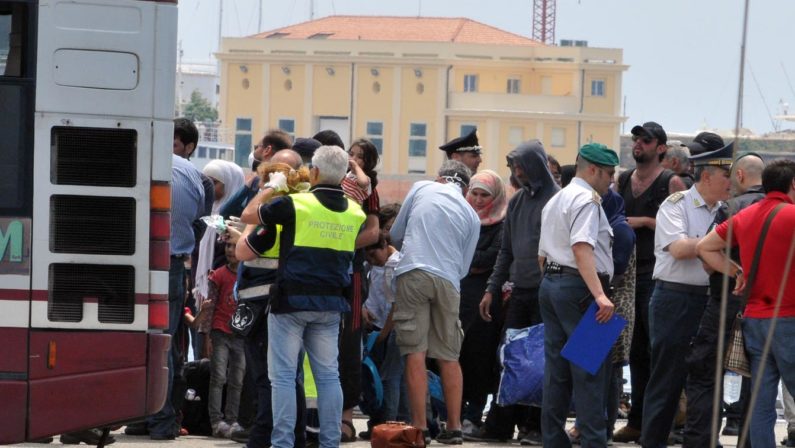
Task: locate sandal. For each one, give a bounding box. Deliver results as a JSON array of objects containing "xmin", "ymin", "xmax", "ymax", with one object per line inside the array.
[{"xmin": 341, "ymin": 420, "xmax": 357, "ymax": 443}]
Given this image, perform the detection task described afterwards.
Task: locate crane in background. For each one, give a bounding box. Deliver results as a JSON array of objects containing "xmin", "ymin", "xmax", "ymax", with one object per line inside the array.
[{"xmin": 532, "ymin": 0, "xmax": 556, "ymax": 45}]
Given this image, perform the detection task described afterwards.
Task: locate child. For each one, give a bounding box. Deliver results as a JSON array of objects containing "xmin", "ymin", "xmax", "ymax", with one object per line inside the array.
[
  {"xmin": 360, "ymin": 234, "xmax": 407, "ymax": 438},
  {"xmin": 342, "ymin": 138, "xmax": 379, "ymax": 204},
  {"xmin": 191, "ymin": 242, "xmax": 246, "ymax": 438}
]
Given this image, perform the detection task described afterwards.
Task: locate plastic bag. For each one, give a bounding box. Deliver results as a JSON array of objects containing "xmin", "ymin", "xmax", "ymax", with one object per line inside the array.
[
  {"xmin": 200, "ymin": 214, "xmax": 226, "ymax": 232},
  {"xmin": 495, "ymin": 323, "xmax": 545, "ymax": 407}
]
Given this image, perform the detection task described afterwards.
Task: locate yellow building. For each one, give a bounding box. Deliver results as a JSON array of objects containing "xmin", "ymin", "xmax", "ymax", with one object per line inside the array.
[{"xmin": 217, "ymin": 16, "xmax": 626, "ymax": 179}]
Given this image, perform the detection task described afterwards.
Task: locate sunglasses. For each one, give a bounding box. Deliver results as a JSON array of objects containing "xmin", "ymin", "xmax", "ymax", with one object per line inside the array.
[{"xmin": 632, "ymin": 135, "xmax": 654, "ymax": 145}]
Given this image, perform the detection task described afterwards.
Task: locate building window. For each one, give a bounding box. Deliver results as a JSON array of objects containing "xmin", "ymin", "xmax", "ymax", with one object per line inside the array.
[
  {"xmin": 591, "ymin": 79, "xmax": 606, "ymax": 97},
  {"xmin": 507, "ymin": 78, "xmax": 521, "ymax": 94},
  {"xmin": 509, "ymin": 126, "xmax": 523, "ymax": 146},
  {"xmin": 541, "ymin": 76, "xmax": 553, "ymax": 95},
  {"xmin": 366, "ymin": 121, "xmax": 384, "ymax": 154},
  {"xmin": 234, "ymin": 118, "xmax": 253, "ymax": 166},
  {"xmin": 408, "ymin": 123, "xmax": 427, "ymax": 157},
  {"xmin": 278, "ymin": 118, "xmax": 295, "ymax": 138},
  {"xmin": 551, "ymin": 127, "xmax": 566, "ymax": 148},
  {"xmin": 463, "ymin": 74, "xmax": 478, "ymax": 92}
]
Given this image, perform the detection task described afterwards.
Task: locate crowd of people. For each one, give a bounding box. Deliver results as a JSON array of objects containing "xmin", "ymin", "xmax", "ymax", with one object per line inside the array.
[{"xmin": 112, "ymin": 117, "xmax": 795, "ymax": 448}]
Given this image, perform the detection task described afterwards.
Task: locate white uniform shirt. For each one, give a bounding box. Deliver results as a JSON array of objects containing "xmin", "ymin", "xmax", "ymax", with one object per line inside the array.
[
  {"xmin": 539, "ymin": 177, "xmax": 614, "ymax": 278},
  {"xmin": 653, "ymin": 185, "xmax": 721, "ymax": 286}
]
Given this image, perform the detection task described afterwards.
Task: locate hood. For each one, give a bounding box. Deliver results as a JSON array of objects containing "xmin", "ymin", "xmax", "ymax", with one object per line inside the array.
[
  {"xmin": 602, "ymin": 189, "xmax": 627, "ymax": 228},
  {"xmin": 506, "ymin": 140, "xmax": 557, "ymax": 196}
]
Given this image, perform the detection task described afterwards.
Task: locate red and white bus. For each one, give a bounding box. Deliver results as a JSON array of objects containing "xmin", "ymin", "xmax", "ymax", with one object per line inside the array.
[{"xmin": 0, "ymin": 0, "xmax": 177, "ymax": 442}]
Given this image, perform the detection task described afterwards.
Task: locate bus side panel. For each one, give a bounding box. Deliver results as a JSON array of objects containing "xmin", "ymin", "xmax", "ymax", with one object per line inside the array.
[
  {"xmin": 28, "ymin": 331, "xmax": 146, "ymax": 379},
  {"xmin": 28, "ymin": 367, "xmax": 146, "ymax": 440},
  {"xmin": 0, "ymin": 327, "xmax": 28, "ymax": 372},
  {"xmin": 145, "ymin": 333, "xmax": 171, "ymax": 415},
  {"xmin": 0, "ymin": 381, "xmax": 27, "ymax": 444}
]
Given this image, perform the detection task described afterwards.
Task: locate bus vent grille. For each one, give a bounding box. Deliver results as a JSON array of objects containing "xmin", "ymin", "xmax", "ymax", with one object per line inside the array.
[
  {"xmin": 50, "ymin": 195, "xmax": 136, "ymax": 255},
  {"xmin": 48, "ymin": 263, "xmax": 135, "ymax": 324},
  {"xmin": 51, "ymin": 126, "xmax": 137, "ymax": 187}
]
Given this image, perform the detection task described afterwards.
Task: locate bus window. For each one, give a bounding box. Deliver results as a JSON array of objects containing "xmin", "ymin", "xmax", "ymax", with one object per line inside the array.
[
  {"xmin": 0, "ymin": 2, "xmax": 28, "ymax": 77},
  {"xmin": 0, "ymin": 1, "xmax": 33, "ymax": 215}
]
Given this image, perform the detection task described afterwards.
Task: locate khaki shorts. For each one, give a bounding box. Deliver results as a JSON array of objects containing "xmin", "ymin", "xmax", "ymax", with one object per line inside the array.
[{"xmin": 393, "ymin": 269, "xmax": 464, "ymax": 361}]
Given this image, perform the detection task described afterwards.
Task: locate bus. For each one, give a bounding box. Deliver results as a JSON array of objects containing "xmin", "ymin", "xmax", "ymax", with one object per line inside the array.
[{"xmin": 0, "ymin": 0, "xmax": 176, "ymax": 443}]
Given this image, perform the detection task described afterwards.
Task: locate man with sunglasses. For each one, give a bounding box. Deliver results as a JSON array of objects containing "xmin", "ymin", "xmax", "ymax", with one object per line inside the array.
[
  {"xmin": 640, "ymin": 143, "xmax": 734, "ymax": 448},
  {"xmin": 613, "ymin": 122, "xmax": 687, "ymax": 443}
]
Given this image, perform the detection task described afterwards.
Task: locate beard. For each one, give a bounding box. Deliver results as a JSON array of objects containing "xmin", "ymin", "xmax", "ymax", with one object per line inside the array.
[{"xmin": 633, "ymin": 150, "xmax": 653, "ymax": 164}]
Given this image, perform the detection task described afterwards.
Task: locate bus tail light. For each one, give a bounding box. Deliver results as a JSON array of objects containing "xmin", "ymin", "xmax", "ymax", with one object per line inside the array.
[
  {"xmin": 150, "ymin": 182, "xmax": 171, "ymax": 211},
  {"xmin": 148, "ymin": 300, "xmax": 169, "ymax": 330},
  {"xmin": 47, "ymin": 341, "xmax": 57, "ymax": 369},
  {"xmin": 150, "ymin": 181, "xmax": 171, "ymax": 271}
]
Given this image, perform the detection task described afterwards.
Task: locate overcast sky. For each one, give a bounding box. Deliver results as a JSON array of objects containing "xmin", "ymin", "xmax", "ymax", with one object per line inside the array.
[{"xmin": 177, "ymin": 0, "xmax": 795, "ymax": 136}]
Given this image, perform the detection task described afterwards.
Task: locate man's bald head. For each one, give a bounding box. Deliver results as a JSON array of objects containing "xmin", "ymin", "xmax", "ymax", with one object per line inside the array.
[
  {"xmin": 269, "ymin": 149, "xmax": 302, "ymax": 169},
  {"xmin": 731, "ymin": 154, "xmax": 765, "ymax": 194}
]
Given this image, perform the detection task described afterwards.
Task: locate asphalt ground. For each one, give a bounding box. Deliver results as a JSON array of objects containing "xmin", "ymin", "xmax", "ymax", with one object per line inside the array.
[{"xmin": 10, "ymin": 417, "xmax": 789, "ymax": 448}]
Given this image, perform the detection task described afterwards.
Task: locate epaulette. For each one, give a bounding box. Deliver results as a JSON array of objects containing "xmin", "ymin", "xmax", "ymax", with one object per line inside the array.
[
  {"xmin": 667, "ymin": 192, "xmax": 685, "ymax": 203},
  {"xmin": 592, "ymin": 190, "xmax": 602, "ymax": 204}
]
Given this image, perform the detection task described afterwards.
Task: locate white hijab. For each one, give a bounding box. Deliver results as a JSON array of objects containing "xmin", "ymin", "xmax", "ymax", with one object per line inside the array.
[{"xmin": 194, "ymin": 160, "xmax": 245, "ymax": 309}]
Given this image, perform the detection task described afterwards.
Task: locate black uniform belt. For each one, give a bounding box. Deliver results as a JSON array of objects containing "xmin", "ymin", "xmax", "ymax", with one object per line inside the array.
[
  {"xmin": 545, "ymin": 262, "xmax": 609, "ymax": 282},
  {"xmin": 656, "ymin": 280, "xmax": 710, "ymax": 296}
]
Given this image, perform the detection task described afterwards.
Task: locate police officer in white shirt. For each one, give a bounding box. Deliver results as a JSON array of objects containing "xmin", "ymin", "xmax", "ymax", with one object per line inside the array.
[
  {"xmin": 640, "ymin": 142, "xmax": 734, "ymax": 448},
  {"xmin": 538, "ymin": 143, "xmax": 619, "ymax": 447}
]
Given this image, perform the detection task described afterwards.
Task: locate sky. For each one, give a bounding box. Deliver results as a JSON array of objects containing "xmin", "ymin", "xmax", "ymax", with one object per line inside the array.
[{"xmin": 177, "ymin": 0, "xmax": 795, "ymax": 136}]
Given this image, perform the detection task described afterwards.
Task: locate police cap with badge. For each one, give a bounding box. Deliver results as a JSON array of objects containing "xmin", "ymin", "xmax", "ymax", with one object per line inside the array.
[
  {"xmin": 688, "ymin": 132, "xmax": 733, "ymax": 168},
  {"xmin": 439, "ymin": 128, "xmax": 482, "ymax": 156}
]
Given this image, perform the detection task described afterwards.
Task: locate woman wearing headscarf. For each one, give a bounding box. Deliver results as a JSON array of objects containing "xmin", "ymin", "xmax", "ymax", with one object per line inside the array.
[
  {"xmin": 459, "ymin": 169, "xmax": 508, "ymax": 431},
  {"xmin": 194, "ymin": 160, "xmax": 245, "ymax": 319}
]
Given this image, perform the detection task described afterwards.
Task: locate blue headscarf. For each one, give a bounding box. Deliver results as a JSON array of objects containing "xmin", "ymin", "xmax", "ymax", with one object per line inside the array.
[{"xmin": 602, "ymin": 189, "xmax": 635, "ymax": 276}]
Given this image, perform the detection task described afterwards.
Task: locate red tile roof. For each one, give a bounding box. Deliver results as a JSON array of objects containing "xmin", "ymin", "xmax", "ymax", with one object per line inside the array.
[{"xmin": 252, "ymin": 16, "xmax": 542, "ymax": 47}]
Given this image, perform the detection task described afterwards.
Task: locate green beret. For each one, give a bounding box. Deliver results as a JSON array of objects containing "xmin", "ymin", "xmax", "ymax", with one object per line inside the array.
[{"xmin": 579, "ymin": 143, "xmax": 619, "ymax": 167}]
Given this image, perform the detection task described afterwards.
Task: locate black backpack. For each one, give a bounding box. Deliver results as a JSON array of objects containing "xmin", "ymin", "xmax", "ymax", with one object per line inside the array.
[{"xmin": 180, "ymin": 359, "xmax": 225, "ymax": 436}]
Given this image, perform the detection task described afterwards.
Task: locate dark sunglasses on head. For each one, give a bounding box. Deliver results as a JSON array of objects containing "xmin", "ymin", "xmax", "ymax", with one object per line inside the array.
[{"xmin": 632, "ymin": 135, "xmax": 653, "ymax": 145}]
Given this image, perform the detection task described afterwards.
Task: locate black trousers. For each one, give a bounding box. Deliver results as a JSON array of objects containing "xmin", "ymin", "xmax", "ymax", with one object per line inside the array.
[
  {"xmin": 684, "ymin": 294, "xmax": 750, "ymax": 447},
  {"xmin": 627, "ymin": 272, "xmax": 654, "ymax": 429}
]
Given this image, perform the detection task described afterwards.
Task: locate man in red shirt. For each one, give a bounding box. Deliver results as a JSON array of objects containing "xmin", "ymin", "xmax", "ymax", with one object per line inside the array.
[{"xmin": 697, "ymin": 159, "xmax": 795, "ymax": 446}]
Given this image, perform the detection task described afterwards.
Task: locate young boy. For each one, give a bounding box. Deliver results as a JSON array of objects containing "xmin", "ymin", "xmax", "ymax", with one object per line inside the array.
[
  {"xmin": 360, "ymin": 234, "xmax": 407, "ymax": 438},
  {"xmin": 192, "ymin": 242, "xmax": 246, "ymax": 438}
]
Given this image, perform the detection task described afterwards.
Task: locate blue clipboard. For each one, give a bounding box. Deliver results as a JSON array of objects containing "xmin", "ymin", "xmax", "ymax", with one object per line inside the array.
[{"xmin": 561, "ymin": 302, "xmax": 627, "ymax": 375}]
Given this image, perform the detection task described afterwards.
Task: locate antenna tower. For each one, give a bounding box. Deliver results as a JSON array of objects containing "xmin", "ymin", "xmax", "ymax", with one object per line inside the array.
[{"xmin": 532, "ymin": 0, "xmax": 556, "ymax": 45}]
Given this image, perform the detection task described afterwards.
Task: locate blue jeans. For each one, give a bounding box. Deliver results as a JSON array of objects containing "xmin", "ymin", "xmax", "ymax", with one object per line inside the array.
[
  {"xmin": 269, "ymin": 311, "xmax": 342, "ymax": 448},
  {"xmin": 245, "ymin": 306, "xmax": 306, "ymax": 448},
  {"xmin": 640, "ymin": 283, "xmax": 708, "ymax": 448},
  {"xmin": 147, "ymin": 257, "xmax": 185, "ymax": 437},
  {"xmin": 540, "ymin": 273, "xmax": 609, "ymax": 448},
  {"xmin": 208, "ymin": 330, "xmax": 246, "ymax": 425},
  {"xmin": 744, "ymin": 317, "xmax": 795, "ymax": 446},
  {"xmin": 366, "ymin": 331, "xmax": 409, "ymax": 426}
]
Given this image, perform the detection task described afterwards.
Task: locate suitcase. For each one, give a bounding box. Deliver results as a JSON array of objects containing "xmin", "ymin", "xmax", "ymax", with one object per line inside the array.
[{"xmin": 371, "ymin": 421, "xmax": 424, "ymax": 448}]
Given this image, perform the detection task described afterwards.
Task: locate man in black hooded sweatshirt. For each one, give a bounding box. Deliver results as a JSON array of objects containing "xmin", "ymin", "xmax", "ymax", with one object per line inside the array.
[{"xmin": 467, "ymin": 140, "xmax": 559, "ymax": 445}]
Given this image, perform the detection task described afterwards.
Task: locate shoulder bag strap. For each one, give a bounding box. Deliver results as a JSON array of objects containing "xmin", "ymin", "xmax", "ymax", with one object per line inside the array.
[{"xmin": 742, "ymin": 203, "xmax": 787, "ymax": 306}]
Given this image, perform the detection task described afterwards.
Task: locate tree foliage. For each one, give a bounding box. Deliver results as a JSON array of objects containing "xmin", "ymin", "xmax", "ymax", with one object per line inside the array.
[{"xmin": 182, "ymin": 90, "xmax": 218, "ymax": 122}]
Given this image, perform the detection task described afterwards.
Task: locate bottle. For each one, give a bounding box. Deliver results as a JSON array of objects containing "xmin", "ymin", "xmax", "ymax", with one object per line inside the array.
[{"xmin": 724, "ymin": 372, "xmax": 741, "ymax": 404}]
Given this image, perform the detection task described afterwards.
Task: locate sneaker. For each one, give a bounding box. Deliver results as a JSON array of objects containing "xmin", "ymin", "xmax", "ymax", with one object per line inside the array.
[
  {"xmin": 226, "ymin": 422, "xmax": 243, "ymax": 439},
  {"xmin": 212, "ymin": 421, "xmax": 231, "ymax": 438},
  {"xmin": 520, "ymin": 430, "xmax": 542, "ymax": 446},
  {"xmin": 358, "ymin": 429, "xmax": 372, "ymax": 440},
  {"xmin": 612, "ymin": 425, "xmax": 641, "ymax": 443},
  {"xmin": 435, "ymin": 429, "xmax": 463, "ymax": 445},
  {"xmin": 784, "ymin": 431, "xmax": 795, "ymax": 447},
  {"xmin": 124, "ymin": 423, "xmax": 149, "ymax": 436},
  {"xmin": 462, "ymin": 426, "xmax": 506, "ymax": 442},
  {"xmin": 60, "ymin": 429, "xmax": 116, "ymax": 445}
]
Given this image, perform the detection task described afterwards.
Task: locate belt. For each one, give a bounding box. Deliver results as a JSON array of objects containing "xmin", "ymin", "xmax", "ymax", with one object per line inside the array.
[
  {"xmin": 171, "ymin": 254, "xmax": 189, "ymax": 260},
  {"xmin": 656, "ymin": 280, "xmax": 710, "ymax": 296},
  {"xmin": 244, "ymin": 258, "xmax": 279, "ymax": 269},
  {"xmin": 238, "ymin": 284, "xmax": 271, "ymax": 299},
  {"xmin": 545, "ymin": 262, "xmax": 609, "ymax": 281}
]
